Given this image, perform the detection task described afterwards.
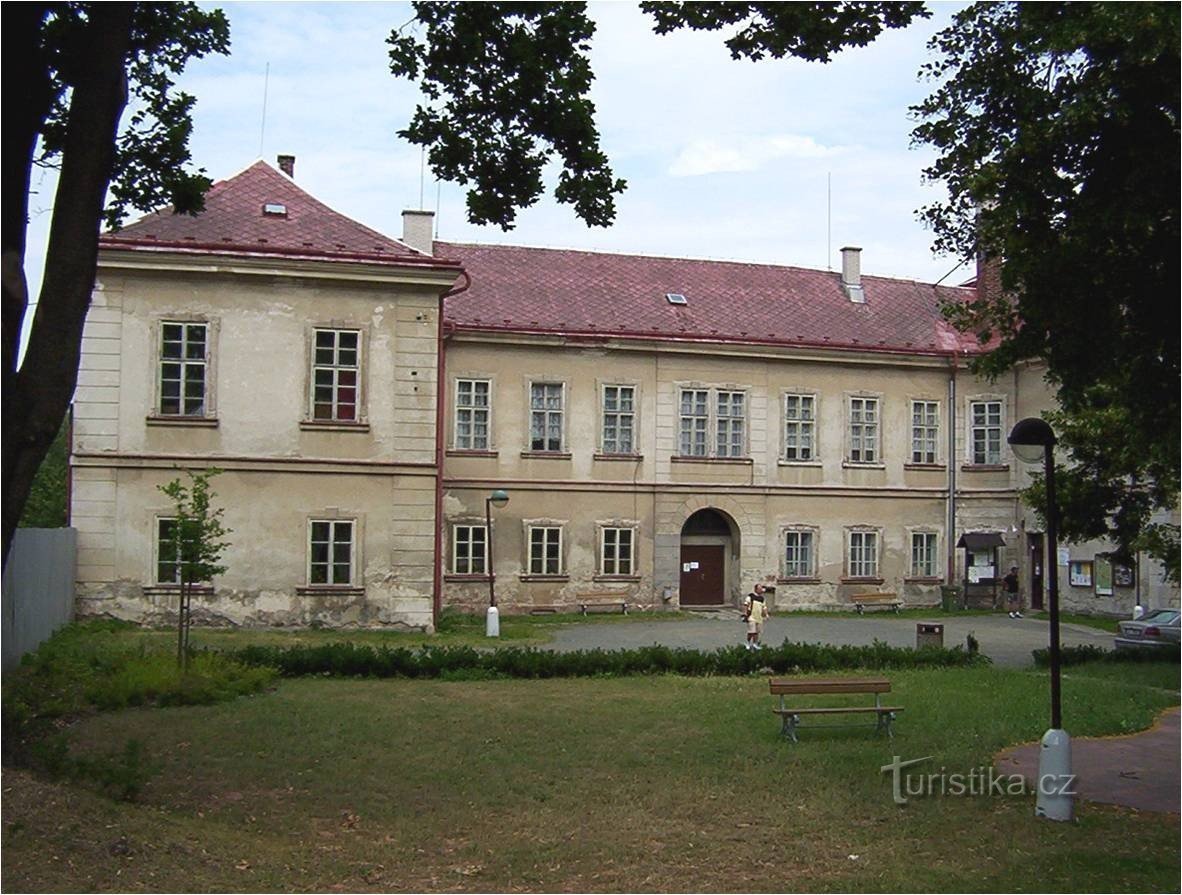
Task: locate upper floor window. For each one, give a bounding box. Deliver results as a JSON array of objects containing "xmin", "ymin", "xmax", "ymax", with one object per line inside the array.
[
  {"xmin": 847, "ymin": 529, "xmax": 879, "ymax": 578},
  {"xmin": 911, "ymin": 531, "xmax": 939, "ymax": 578},
  {"xmin": 529, "ymin": 382, "xmax": 564, "ymax": 451},
  {"xmin": 311, "ymin": 329, "xmax": 360, "ymax": 421},
  {"xmin": 678, "ymin": 388, "xmax": 747, "ymax": 458},
  {"xmin": 783, "ymin": 529, "xmax": 816, "ymax": 578},
  {"xmin": 528, "ymin": 525, "xmax": 564, "ymax": 575},
  {"xmin": 600, "ymin": 527, "xmax": 635, "ymax": 576},
  {"xmin": 970, "ymin": 400, "xmax": 1004, "ymax": 464},
  {"xmin": 601, "ymin": 385, "xmax": 636, "ymax": 454},
  {"xmin": 159, "ymin": 322, "xmax": 207, "ymax": 416},
  {"xmin": 452, "ymin": 523, "xmax": 487, "ymax": 575},
  {"xmin": 309, "ymin": 519, "xmax": 354, "ymax": 586},
  {"xmin": 911, "ymin": 401, "xmax": 940, "ymax": 464},
  {"xmin": 784, "ymin": 394, "xmax": 816, "ymax": 461},
  {"xmin": 455, "ymin": 379, "xmax": 490, "ymax": 450},
  {"xmin": 848, "ymin": 397, "xmax": 879, "ymax": 463}
]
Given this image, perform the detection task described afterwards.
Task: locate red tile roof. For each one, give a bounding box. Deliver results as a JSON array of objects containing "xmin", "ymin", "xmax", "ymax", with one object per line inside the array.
[
  {"xmin": 438, "ymin": 242, "xmax": 984, "ymax": 356},
  {"xmin": 100, "ymin": 160, "xmax": 453, "ymax": 269}
]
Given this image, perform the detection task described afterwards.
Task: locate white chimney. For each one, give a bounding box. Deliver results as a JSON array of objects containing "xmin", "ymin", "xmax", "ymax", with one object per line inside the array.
[
  {"xmin": 401, "ymin": 210, "xmax": 435, "ymax": 255},
  {"xmin": 840, "ymin": 245, "xmax": 865, "ymax": 303}
]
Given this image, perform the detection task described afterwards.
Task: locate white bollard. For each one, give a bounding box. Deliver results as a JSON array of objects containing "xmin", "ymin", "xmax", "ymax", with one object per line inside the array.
[
  {"xmin": 485, "ymin": 605, "xmax": 500, "ymax": 638},
  {"xmin": 1035, "ymin": 728, "xmax": 1075, "ymax": 821}
]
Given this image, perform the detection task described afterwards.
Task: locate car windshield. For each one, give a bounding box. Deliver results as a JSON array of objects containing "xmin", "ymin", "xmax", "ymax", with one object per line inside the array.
[{"xmin": 1140, "ymin": 609, "xmax": 1180, "ymax": 625}]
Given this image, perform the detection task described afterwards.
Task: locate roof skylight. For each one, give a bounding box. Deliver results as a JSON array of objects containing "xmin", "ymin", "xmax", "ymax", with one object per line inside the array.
[
  {"xmin": 666, "ymin": 292, "xmax": 688, "ymax": 305},
  {"xmin": 263, "ymin": 203, "xmax": 288, "ymax": 216}
]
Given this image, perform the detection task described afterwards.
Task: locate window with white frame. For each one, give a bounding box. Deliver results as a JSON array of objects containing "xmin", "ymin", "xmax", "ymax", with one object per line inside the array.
[
  {"xmin": 309, "ymin": 519, "xmax": 355, "ymax": 585},
  {"xmin": 452, "ymin": 523, "xmax": 487, "ymax": 574},
  {"xmin": 847, "ymin": 530, "xmax": 879, "ymax": 578},
  {"xmin": 784, "ymin": 394, "xmax": 816, "ymax": 461},
  {"xmin": 783, "ymin": 529, "xmax": 816, "ymax": 578},
  {"xmin": 528, "ymin": 525, "xmax": 563, "ymax": 575},
  {"xmin": 911, "ymin": 531, "xmax": 939, "ymax": 578},
  {"xmin": 455, "ymin": 379, "xmax": 491, "ymax": 450},
  {"xmin": 911, "ymin": 401, "xmax": 940, "ymax": 464},
  {"xmin": 715, "ymin": 391, "xmax": 746, "ymax": 457},
  {"xmin": 311, "ymin": 329, "xmax": 360, "ymax": 421},
  {"xmin": 529, "ymin": 382, "xmax": 564, "ymax": 451},
  {"xmin": 600, "ymin": 527, "xmax": 634, "ymax": 576},
  {"xmin": 970, "ymin": 400, "xmax": 1004, "ymax": 464},
  {"xmin": 159, "ymin": 322, "xmax": 208, "ymax": 416},
  {"xmin": 601, "ymin": 385, "xmax": 636, "ymax": 454},
  {"xmin": 679, "ymin": 389, "xmax": 709, "ymax": 457},
  {"xmin": 156, "ymin": 517, "xmax": 181, "ymax": 584},
  {"xmin": 848, "ymin": 397, "xmax": 879, "ymax": 463}
]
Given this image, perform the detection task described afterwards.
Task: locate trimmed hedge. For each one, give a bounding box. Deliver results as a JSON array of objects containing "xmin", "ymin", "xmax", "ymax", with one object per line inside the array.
[
  {"xmin": 226, "ymin": 638, "xmax": 986, "ymax": 680},
  {"xmin": 1033, "ymin": 644, "xmax": 1181, "ymax": 667}
]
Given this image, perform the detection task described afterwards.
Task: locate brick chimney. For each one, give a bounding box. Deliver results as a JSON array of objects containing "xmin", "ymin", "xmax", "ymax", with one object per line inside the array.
[
  {"xmin": 841, "ymin": 246, "xmax": 865, "ymax": 303},
  {"xmin": 975, "ymin": 249, "xmax": 1004, "ymax": 305},
  {"xmin": 277, "ymin": 154, "xmax": 295, "ymax": 178},
  {"xmin": 401, "ymin": 210, "xmax": 435, "ymax": 255}
]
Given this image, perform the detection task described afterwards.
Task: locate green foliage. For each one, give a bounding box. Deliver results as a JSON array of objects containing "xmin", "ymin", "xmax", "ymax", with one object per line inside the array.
[
  {"xmin": 30, "ymin": 736, "xmax": 156, "ymax": 802},
  {"xmin": 157, "ymin": 468, "xmax": 231, "ymax": 584},
  {"xmin": 1032, "ymin": 643, "xmax": 1181, "ymax": 667},
  {"xmin": 230, "ymin": 637, "xmax": 986, "ymax": 680},
  {"xmin": 912, "ymin": 2, "xmax": 1180, "ymax": 576},
  {"xmin": 18, "ymin": 417, "xmax": 68, "ymax": 528}
]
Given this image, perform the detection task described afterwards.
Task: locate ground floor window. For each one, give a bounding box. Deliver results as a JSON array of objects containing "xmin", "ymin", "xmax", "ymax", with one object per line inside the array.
[
  {"xmin": 783, "ymin": 529, "xmax": 815, "ymax": 578},
  {"xmin": 911, "ymin": 531, "xmax": 939, "ymax": 578},
  {"xmin": 600, "ymin": 527, "xmax": 634, "ymax": 575},
  {"xmin": 528, "ymin": 526, "xmax": 564, "ymax": 575},
  {"xmin": 309, "ymin": 520, "xmax": 354, "ymax": 585},
  {"xmin": 453, "ymin": 524, "xmax": 487, "ymax": 574},
  {"xmin": 847, "ymin": 530, "xmax": 879, "ymax": 578}
]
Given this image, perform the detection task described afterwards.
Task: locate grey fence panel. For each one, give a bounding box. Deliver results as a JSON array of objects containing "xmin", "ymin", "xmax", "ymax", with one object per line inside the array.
[{"xmin": 2, "ymin": 528, "xmax": 77, "ymax": 671}]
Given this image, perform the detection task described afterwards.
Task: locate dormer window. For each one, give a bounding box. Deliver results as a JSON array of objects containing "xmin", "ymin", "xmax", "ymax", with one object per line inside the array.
[{"xmin": 263, "ymin": 203, "xmax": 288, "ymax": 217}]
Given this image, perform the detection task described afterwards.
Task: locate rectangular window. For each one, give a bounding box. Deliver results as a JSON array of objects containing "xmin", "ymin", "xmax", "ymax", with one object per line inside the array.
[
  {"xmin": 911, "ymin": 531, "xmax": 939, "ymax": 578},
  {"xmin": 455, "ymin": 379, "xmax": 490, "ymax": 450},
  {"xmin": 452, "ymin": 524, "xmax": 487, "ymax": 575},
  {"xmin": 601, "ymin": 386, "xmax": 636, "ymax": 454},
  {"xmin": 159, "ymin": 322, "xmax": 207, "ymax": 416},
  {"xmin": 784, "ymin": 530, "xmax": 815, "ymax": 578},
  {"xmin": 311, "ymin": 329, "xmax": 360, "ymax": 421},
  {"xmin": 156, "ymin": 517, "xmax": 181, "ymax": 584},
  {"xmin": 848, "ymin": 397, "xmax": 879, "ymax": 463},
  {"xmin": 715, "ymin": 391, "xmax": 746, "ymax": 457},
  {"xmin": 528, "ymin": 526, "xmax": 563, "ymax": 575},
  {"xmin": 309, "ymin": 520, "xmax": 354, "ymax": 585},
  {"xmin": 970, "ymin": 401, "xmax": 1003, "ymax": 464},
  {"xmin": 601, "ymin": 527, "xmax": 634, "ymax": 576},
  {"xmin": 784, "ymin": 394, "xmax": 816, "ymax": 461},
  {"xmin": 529, "ymin": 382, "xmax": 564, "ymax": 451},
  {"xmin": 911, "ymin": 401, "xmax": 939, "ymax": 464},
  {"xmin": 848, "ymin": 530, "xmax": 879, "ymax": 578},
  {"xmin": 679, "ymin": 389, "xmax": 709, "ymax": 457}
]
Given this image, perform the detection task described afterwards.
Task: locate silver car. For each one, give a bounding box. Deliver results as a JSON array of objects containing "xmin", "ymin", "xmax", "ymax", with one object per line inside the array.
[{"xmin": 1114, "ymin": 609, "xmax": 1181, "ymax": 650}]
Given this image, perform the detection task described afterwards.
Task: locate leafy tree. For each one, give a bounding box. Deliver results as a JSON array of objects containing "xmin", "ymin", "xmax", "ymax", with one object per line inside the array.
[
  {"xmin": 18, "ymin": 417, "xmax": 69, "ymax": 529},
  {"xmin": 911, "ymin": 2, "xmax": 1179, "ymax": 578},
  {"xmin": 2, "ymin": 3, "xmax": 230, "ymax": 568},
  {"xmin": 158, "ymin": 469, "xmax": 231, "ymax": 669}
]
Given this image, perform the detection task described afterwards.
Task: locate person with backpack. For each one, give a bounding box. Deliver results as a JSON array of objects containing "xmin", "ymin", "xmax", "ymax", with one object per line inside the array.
[{"xmin": 743, "ymin": 583, "xmax": 770, "ymax": 650}]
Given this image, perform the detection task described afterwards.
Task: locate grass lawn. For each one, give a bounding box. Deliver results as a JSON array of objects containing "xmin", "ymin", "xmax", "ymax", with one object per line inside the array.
[{"xmin": 3, "ymin": 659, "xmax": 1178, "ymax": 892}]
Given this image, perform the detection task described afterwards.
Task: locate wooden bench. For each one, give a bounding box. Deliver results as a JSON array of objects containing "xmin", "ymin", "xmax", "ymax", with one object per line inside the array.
[
  {"xmin": 851, "ymin": 592, "xmax": 902, "ymax": 614},
  {"xmin": 579, "ymin": 600, "xmax": 628, "ymax": 615},
  {"xmin": 769, "ymin": 677, "xmax": 903, "ymax": 742}
]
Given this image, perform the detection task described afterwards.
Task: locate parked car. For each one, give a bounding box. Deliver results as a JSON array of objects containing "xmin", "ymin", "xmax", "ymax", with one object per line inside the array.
[{"xmin": 1114, "ymin": 609, "xmax": 1181, "ymax": 650}]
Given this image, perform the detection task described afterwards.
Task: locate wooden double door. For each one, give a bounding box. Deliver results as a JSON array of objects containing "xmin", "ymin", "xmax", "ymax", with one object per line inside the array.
[{"xmin": 679, "ymin": 544, "xmax": 726, "ymax": 606}]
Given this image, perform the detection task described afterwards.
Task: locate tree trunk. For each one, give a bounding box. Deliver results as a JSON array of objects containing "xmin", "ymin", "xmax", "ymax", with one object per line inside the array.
[{"xmin": 2, "ymin": 5, "xmax": 134, "ymax": 567}]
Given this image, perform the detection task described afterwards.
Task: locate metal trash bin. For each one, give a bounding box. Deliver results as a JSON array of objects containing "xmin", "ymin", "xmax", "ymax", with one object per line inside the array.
[
  {"xmin": 916, "ymin": 622, "xmax": 944, "ymax": 649},
  {"xmin": 940, "ymin": 585, "xmax": 962, "ymax": 612}
]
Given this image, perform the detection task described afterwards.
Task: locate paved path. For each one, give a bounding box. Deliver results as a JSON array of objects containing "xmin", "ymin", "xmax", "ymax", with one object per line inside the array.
[
  {"xmin": 995, "ymin": 707, "xmax": 1181, "ymax": 813},
  {"xmin": 544, "ymin": 612, "xmax": 1114, "ymax": 668}
]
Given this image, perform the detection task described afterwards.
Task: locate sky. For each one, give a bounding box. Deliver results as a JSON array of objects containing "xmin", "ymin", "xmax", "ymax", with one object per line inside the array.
[{"xmin": 24, "ymin": 0, "xmax": 974, "ymax": 323}]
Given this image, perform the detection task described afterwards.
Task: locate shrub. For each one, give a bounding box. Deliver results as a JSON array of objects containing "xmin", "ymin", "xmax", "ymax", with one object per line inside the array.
[{"xmin": 1033, "ymin": 644, "xmax": 1181, "ymax": 666}]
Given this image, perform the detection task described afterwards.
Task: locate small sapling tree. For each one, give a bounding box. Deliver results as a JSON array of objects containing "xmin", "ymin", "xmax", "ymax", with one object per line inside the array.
[{"xmin": 158, "ymin": 469, "xmax": 230, "ymax": 669}]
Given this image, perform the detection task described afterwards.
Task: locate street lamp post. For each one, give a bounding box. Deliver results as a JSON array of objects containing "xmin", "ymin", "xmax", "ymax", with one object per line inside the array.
[
  {"xmin": 485, "ymin": 489, "xmax": 509, "ymax": 637},
  {"xmin": 1008, "ymin": 417, "xmax": 1073, "ymax": 821}
]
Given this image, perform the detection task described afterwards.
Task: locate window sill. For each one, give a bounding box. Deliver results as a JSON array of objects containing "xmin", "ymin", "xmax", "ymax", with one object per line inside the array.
[
  {"xmin": 146, "ymin": 415, "xmax": 218, "ymax": 428},
  {"xmin": 142, "ymin": 584, "xmax": 214, "ymax": 595},
  {"xmin": 519, "ymin": 574, "xmax": 569, "ymax": 582},
  {"xmin": 593, "ymin": 453, "xmax": 643, "ymax": 462},
  {"xmin": 961, "ymin": 463, "xmax": 1009, "ymax": 472},
  {"xmin": 776, "ymin": 577, "xmax": 821, "ymax": 585},
  {"xmin": 296, "ymin": 586, "xmax": 365, "ymax": 596},
  {"xmin": 842, "ymin": 461, "xmax": 885, "ymax": 470},
  {"xmin": 840, "ymin": 577, "xmax": 885, "ymax": 585},
  {"xmin": 671, "ymin": 456, "xmax": 753, "ymax": 465},
  {"xmin": 300, "ymin": 420, "xmax": 370, "ymax": 433},
  {"xmin": 778, "ymin": 459, "xmax": 822, "ymax": 468},
  {"xmin": 904, "ymin": 577, "xmax": 944, "ymax": 584},
  {"xmin": 592, "ymin": 574, "xmax": 641, "ymax": 583},
  {"xmin": 904, "ymin": 463, "xmax": 946, "ymax": 471},
  {"xmin": 444, "ymin": 574, "xmax": 491, "ymax": 583},
  {"xmin": 520, "ymin": 451, "xmax": 572, "ymax": 460},
  {"xmin": 446, "ymin": 449, "xmax": 498, "ymax": 458}
]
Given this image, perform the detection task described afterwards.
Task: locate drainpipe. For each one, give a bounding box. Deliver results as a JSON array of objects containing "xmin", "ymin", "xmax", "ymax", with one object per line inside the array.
[
  {"xmin": 433, "ymin": 270, "xmax": 471, "ymax": 631},
  {"xmin": 947, "ymin": 353, "xmax": 958, "ymax": 583}
]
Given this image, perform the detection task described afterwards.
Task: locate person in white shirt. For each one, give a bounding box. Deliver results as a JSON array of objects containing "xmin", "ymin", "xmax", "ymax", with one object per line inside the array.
[{"xmin": 743, "ymin": 583, "xmax": 770, "ymax": 650}]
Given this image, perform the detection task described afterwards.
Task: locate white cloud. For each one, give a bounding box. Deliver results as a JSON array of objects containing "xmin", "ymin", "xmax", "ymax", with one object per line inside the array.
[{"xmin": 669, "ymin": 134, "xmax": 841, "ymax": 177}]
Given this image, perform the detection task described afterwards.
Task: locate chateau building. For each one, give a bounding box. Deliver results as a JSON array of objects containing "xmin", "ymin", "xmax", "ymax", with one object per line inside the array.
[{"xmin": 69, "ymin": 158, "xmax": 1171, "ymax": 630}]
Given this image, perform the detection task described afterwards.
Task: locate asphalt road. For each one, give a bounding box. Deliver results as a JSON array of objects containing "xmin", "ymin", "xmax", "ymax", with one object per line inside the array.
[{"xmin": 543, "ymin": 611, "xmax": 1115, "ymax": 668}]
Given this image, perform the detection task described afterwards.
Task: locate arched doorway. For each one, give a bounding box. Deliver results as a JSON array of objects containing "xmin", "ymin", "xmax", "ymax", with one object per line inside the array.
[{"xmin": 679, "ymin": 508, "xmax": 739, "ymax": 606}]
